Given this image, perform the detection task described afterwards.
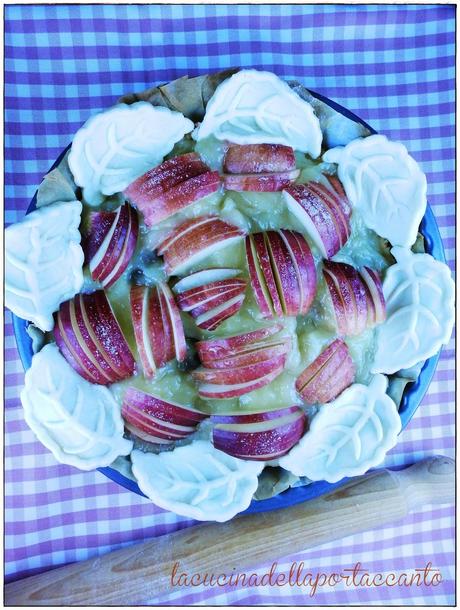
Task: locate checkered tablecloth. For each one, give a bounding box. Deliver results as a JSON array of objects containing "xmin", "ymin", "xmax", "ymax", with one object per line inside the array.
[{"xmin": 5, "ymin": 4, "xmax": 455, "ymax": 605}]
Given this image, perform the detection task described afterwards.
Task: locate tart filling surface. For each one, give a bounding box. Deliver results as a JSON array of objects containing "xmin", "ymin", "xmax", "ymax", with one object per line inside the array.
[{"xmin": 7, "ymin": 69, "xmax": 454, "ymax": 521}]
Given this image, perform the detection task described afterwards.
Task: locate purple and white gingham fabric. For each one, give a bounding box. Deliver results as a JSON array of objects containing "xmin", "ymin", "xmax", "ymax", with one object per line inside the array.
[{"xmin": 5, "ymin": 4, "xmax": 455, "ymax": 605}]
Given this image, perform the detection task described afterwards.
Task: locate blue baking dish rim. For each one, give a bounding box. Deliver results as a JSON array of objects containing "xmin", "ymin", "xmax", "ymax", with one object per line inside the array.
[{"xmin": 11, "ymin": 89, "xmax": 445, "ymax": 514}]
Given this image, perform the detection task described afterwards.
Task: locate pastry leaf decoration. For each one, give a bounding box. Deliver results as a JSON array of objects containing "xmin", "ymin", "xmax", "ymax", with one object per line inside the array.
[
  {"xmin": 131, "ymin": 440, "xmax": 264, "ymax": 521},
  {"xmin": 324, "ymin": 134, "xmax": 427, "ymax": 248},
  {"xmin": 68, "ymin": 102, "xmax": 194, "ymax": 205},
  {"xmin": 5, "ymin": 200, "xmax": 84, "ymax": 331},
  {"xmin": 194, "ymin": 70, "xmax": 322, "ymax": 157},
  {"xmin": 21, "ymin": 344, "xmax": 133, "ymax": 470},
  {"xmin": 279, "ymin": 375, "xmax": 401, "ymax": 483},
  {"xmin": 372, "ymin": 247, "xmax": 454, "ymax": 374}
]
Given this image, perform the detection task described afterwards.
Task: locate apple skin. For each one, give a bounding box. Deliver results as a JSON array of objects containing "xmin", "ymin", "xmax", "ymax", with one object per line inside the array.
[
  {"xmin": 251, "ymin": 233, "xmax": 284, "ymax": 317},
  {"xmin": 323, "ymin": 261, "xmax": 374, "ymax": 336},
  {"xmin": 223, "ymin": 169, "xmax": 300, "ymax": 192},
  {"xmin": 130, "ymin": 283, "xmax": 186, "ymax": 377},
  {"xmin": 212, "ymin": 406, "xmax": 306, "ymax": 460},
  {"xmin": 283, "ymin": 182, "xmax": 351, "ymax": 258},
  {"xmin": 223, "ymin": 144, "xmax": 297, "ymax": 174},
  {"xmin": 122, "ymin": 387, "xmax": 207, "ymax": 445},
  {"xmin": 296, "ymin": 338, "xmax": 355, "ymax": 404},
  {"xmin": 201, "ymin": 339, "xmax": 290, "ymax": 370},
  {"xmin": 360, "ymin": 266, "xmax": 386, "ymax": 326},
  {"xmin": 156, "ymin": 216, "xmax": 246, "ymax": 277},
  {"xmin": 265, "ymin": 231, "xmax": 301, "ymax": 316},
  {"xmin": 193, "ymin": 353, "xmax": 287, "ymax": 385},
  {"xmin": 142, "ymin": 171, "xmax": 221, "ymax": 226},
  {"xmin": 84, "ymin": 203, "xmax": 139, "ymax": 288},
  {"xmin": 246, "ymin": 230, "xmax": 317, "ymax": 318},
  {"xmin": 195, "ymin": 323, "xmax": 283, "ymax": 362},
  {"xmin": 278, "ymin": 229, "xmax": 316, "ymax": 315},
  {"xmin": 325, "ymin": 174, "xmax": 352, "ymax": 218},
  {"xmin": 54, "ymin": 290, "xmax": 135, "ymax": 385},
  {"xmin": 197, "ymin": 364, "xmax": 286, "ymax": 399}
]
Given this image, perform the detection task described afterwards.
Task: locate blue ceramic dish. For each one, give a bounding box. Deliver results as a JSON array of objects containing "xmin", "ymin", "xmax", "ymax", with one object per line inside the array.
[{"xmin": 12, "ymin": 89, "xmax": 445, "ymax": 514}]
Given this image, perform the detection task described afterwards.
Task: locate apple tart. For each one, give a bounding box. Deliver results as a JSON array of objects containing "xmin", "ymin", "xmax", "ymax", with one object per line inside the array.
[{"xmin": 7, "ymin": 69, "xmax": 454, "ymax": 521}]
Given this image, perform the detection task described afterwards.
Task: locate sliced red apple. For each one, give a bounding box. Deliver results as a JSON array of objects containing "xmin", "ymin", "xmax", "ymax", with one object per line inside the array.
[
  {"xmin": 197, "ymin": 364, "xmax": 286, "ymax": 399},
  {"xmin": 246, "ymin": 230, "xmax": 317, "ymax": 318},
  {"xmin": 296, "ymin": 338, "xmax": 355, "ymax": 404},
  {"xmin": 223, "ymin": 144, "xmax": 297, "ymax": 174},
  {"xmin": 325, "ymin": 174, "xmax": 352, "ymax": 218},
  {"xmin": 323, "ymin": 261, "xmax": 371, "ymax": 336},
  {"xmin": 212, "ymin": 405, "xmax": 306, "ymax": 460},
  {"xmin": 156, "ymin": 216, "xmax": 246, "ymax": 276},
  {"xmin": 196, "ymin": 323, "xmax": 283, "ymax": 362},
  {"xmin": 193, "ymin": 353, "xmax": 287, "ymax": 385},
  {"xmin": 173, "ymin": 267, "xmax": 247, "ymax": 331},
  {"xmin": 223, "ymin": 169, "xmax": 300, "ymax": 192},
  {"xmin": 200, "ymin": 339, "xmax": 291, "ymax": 370},
  {"xmin": 83, "ymin": 203, "xmax": 139, "ymax": 288},
  {"xmin": 283, "ymin": 182, "xmax": 350, "ymax": 258},
  {"xmin": 278, "ymin": 229, "xmax": 317, "ymax": 315},
  {"xmin": 173, "ymin": 268, "xmax": 241, "ymax": 293},
  {"xmin": 360, "ymin": 266, "xmax": 386, "ymax": 326},
  {"xmin": 143, "ymin": 171, "xmax": 221, "ymax": 226},
  {"xmin": 130, "ymin": 282, "xmax": 186, "ymax": 377},
  {"xmin": 54, "ymin": 290, "xmax": 135, "ymax": 384},
  {"xmin": 124, "ymin": 153, "xmax": 220, "ymax": 226},
  {"xmin": 122, "ymin": 387, "xmax": 207, "ymax": 445}
]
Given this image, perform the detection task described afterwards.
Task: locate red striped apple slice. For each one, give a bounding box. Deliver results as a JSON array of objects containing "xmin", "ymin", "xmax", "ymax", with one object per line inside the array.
[
  {"xmin": 196, "ymin": 323, "xmax": 283, "ymax": 362},
  {"xmin": 325, "ymin": 174, "xmax": 352, "ymax": 218},
  {"xmin": 130, "ymin": 283, "xmax": 186, "ymax": 377},
  {"xmin": 124, "ymin": 153, "xmax": 220, "ymax": 226},
  {"xmin": 245, "ymin": 234, "xmax": 274, "ymax": 318},
  {"xmin": 193, "ymin": 353, "xmax": 287, "ymax": 385},
  {"xmin": 296, "ymin": 338, "xmax": 355, "ymax": 404},
  {"xmin": 122, "ymin": 387, "xmax": 207, "ymax": 445},
  {"xmin": 223, "ymin": 144, "xmax": 297, "ymax": 174},
  {"xmin": 175, "ymin": 281, "xmax": 245, "ymax": 315},
  {"xmin": 54, "ymin": 290, "xmax": 135, "ymax": 384},
  {"xmin": 194, "ymin": 293, "xmax": 246, "ymax": 331},
  {"xmin": 278, "ymin": 229, "xmax": 316, "ymax": 315},
  {"xmin": 246, "ymin": 230, "xmax": 317, "ymax": 318},
  {"xmin": 265, "ymin": 231, "xmax": 302, "ymax": 316},
  {"xmin": 200, "ymin": 339, "xmax": 290, "ymax": 370},
  {"xmin": 360, "ymin": 266, "xmax": 386, "ymax": 326},
  {"xmin": 156, "ymin": 216, "xmax": 246, "ymax": 276},
  {"xmin": 84, "ymin": 203, "xmax": 139, "ymax": 288},
  {"xmin": 197, "ymin": 363, "xmax": 286, "ymax": 399},
  {"xmin": 323, "ymin": 261, "xmax": 371, "ymax": 336},
  {"xmin": 173, "ymin": 268, "xmax": 241, "ymax": 293},
  {"xmin": 212, "ymin": 406, "xmax": 306, "ymax": 460},
  {"xmin": 173, "ymin": 268, "xmax": 246, "ymax": 331},
  {"xmin": 223, "ymin": 169, "xmax": 300, "ymax": 192},
  {"xmin": 283, "ymin": 182, "xmax": 350, "ymax": 258},
  {"xmin": 125, "ymin": 152, "xmax": 209, "ymax": 204}
]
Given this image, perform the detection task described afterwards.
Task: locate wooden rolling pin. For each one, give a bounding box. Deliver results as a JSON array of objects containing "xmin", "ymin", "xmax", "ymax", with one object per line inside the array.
[{"xmin": 5, "ymin": 455, "xmax": 454, "ymax": 606}]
